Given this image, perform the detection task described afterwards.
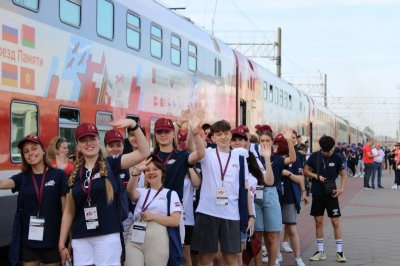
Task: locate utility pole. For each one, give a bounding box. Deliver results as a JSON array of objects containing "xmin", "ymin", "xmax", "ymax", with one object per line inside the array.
[{"xmin": 276, "ymin": 27, "xmax": 281, "ymax": 77}]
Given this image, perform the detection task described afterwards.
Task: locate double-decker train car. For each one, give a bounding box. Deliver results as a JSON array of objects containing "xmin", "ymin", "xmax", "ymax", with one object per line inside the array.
[{"xmin": 0, "ymin": 0, "xmax": 368, "ymax": 248}]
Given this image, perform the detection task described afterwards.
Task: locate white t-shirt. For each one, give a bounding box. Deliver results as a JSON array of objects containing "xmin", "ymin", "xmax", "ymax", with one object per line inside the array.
[
  {"xmin": 183, "ymin": 175, "xmax": 195, "ymax": 226},
  {"xmin": 196, "ymin": 147, "xmax": 249, "ymax": 220},
  {"xmin": 248, "ymin": 173, "xmax": 257, "ymax": 217},
  {"xmin": 133, "ymin": 188, "xmax": 181, "ymax": 221},
  {"xmin": 250, "ymin": 143, "xmax": 266, "ymax": 174},
  {"xmin": 372, "ymin": 148, "xmax": 385, "ymax": 163}
]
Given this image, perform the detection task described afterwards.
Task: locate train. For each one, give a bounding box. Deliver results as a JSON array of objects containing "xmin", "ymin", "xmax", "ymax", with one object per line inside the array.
[{"xmin": 0, "ymin": 0, "xmax": 365, "ymax": 247}]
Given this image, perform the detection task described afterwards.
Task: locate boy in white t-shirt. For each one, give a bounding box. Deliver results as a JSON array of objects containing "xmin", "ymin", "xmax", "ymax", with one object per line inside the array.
[{"xmin": 191, "ymin": 120, "xmax": 255, "ymax": 265}]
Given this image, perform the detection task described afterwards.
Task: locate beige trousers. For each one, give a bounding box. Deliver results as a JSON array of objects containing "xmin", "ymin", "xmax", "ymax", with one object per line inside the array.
[{"xmin": 125, "ymin": 221, "xmax": 169, "ymax": 266}]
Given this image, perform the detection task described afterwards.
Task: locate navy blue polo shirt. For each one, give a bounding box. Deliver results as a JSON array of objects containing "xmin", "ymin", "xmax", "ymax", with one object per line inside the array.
[
  {"xmin": 281, "ymin": 151, "xmax": 304, "ymax": 212},
  {"xmin": 11, "ymin": 168, "xmax": 69, "ymax": 248},
  {"xmin": 158, "ymin": 150, "xmax": 191, "ymax": 201},
  {"xmin": 71, "ymin": 156, "xmax": 122, "ymax": 239},
  {"xmin": 270, "ymin": 155, "xmax": 285, "ymax": 195},
  {"xmin": 306, "ymin": 151, "xmax": 344, "ymax": 197}
]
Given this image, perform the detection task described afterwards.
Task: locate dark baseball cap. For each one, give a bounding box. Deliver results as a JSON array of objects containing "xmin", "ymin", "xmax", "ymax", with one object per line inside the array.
[
  {"xmin": 231, "ymin": 126, "xmax": 248, "ymax": 139},
  {"xmin": 255, "ymin": 124, "xmax": 273, "ymax": 134},
  {"xmin": 104, "ymin": 129, "xmax": 124, "ymax": 145},
  {"xmin": 75, "ymin": 123, "xmax": 99, "ymax": 141},
  {"xmin": 18, "ymin": 135, "xmax": 44, "ymax": 149},
  {"xmin": 154, "ymin": 118, "xmax": 175, "ymax": 132}
]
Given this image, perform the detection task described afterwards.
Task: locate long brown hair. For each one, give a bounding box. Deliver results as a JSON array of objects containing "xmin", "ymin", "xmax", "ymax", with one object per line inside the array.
[
  {"xmin": 20, "ymin": 143, "xmax": 52, "ymax": 173},
  {"xmin": 153, "ymin": 134, "xmax": 179, "ymax": 154}
]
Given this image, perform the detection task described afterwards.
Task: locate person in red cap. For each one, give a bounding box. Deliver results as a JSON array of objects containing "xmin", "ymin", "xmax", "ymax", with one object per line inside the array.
[
  {"xmin": 0, "ymin": 135, "xmax": 69, "ymax": 265},
  {"xmin": 47, "ymin": 136, "xmax": 74, "ymax": 176},
  {"xmin": 58, "ymin": 119, "xmax": 150, "ymax": 266}
]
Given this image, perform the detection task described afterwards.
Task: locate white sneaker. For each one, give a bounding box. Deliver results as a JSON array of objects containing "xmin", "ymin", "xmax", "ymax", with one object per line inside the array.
[
  {"xmin": 295, "ymin": 257, "xmax": 306, "ymax": 266},
  {"xmin": 391, "ymin": 184, "xmax": 398, "ymax": 190},
  {"xmin": 280, "ymin": 241, "xmax": 293, "ymax": 253},
  {"xmin": 262, "ymin": 252, "xmax": 268, "ymax": 263},
  {"xmin": 277, "ymin": 253, "xmax": 283, "ymax": 263}
]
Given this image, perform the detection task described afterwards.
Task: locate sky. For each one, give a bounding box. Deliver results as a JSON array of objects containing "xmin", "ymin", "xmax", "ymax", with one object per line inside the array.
[{"xmin": 158, "ymin": 0, "xmax": 400, "ymax": 139}]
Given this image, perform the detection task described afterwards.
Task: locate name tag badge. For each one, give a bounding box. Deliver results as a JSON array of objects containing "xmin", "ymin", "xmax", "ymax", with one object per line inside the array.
[
  {"xmin": 216, "ymin": 187, "xmax": 229, "ymax": 205},
  {"xmin": 131, "ymin": 221, "xmax": 147, "ymax": 243},
  {"xmin": 84, "ymin": 206, "xmax": 99, "ymax": 230},
  {"xmin": 28, "ymin": 216, "xmax": 45, "ymax": 241},
  {"xmin": 255, "ymin": 186, "xmax": 264, "ymax": 200}
]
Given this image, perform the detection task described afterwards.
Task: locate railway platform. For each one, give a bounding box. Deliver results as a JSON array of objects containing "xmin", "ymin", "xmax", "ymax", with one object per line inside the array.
[{"xmin": 276, "ymin": 169, "xmax": 400, "ymax": 266}]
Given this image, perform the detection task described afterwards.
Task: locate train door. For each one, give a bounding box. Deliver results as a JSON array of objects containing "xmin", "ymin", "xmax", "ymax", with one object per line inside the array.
[{"xmin": 240, "ymin": 99, "xmax": 247, "ymax": 126}]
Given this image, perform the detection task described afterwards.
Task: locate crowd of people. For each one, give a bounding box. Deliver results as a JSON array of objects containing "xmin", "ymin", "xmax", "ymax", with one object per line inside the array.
[{"xmin": 3, "ymin": 104, "xmax": 400, "ymax": 266}]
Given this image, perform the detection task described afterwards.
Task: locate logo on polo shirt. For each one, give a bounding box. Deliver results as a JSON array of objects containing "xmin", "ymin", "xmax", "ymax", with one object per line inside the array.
[
  {"xmin": 174, "ymin": 202, "xmax": 181, "ymax": 208},
  {"xmin": 167, "ymin": 159, "xmax": 176, "ymax": 165},
  {"xmin": 329, "ymin": 162, "xmax": 335, "ymax": 167},
  {"xmin": 232, "ymin": 163, "xmax": 238, "ymax": 168},
  {"xmin": 45, "ymin": 180, "xmax": 55, "ymax": 187},
  {"xmin": 120, "ymin": 173, "xmax": 126, "ymax": 179},
  {"xmin": 93, "ymin": 173, "xmax": 101, "ymax": 180}
]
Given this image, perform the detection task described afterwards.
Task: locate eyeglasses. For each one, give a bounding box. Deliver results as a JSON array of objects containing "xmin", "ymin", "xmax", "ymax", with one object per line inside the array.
[{"xmin": 56, "ymin": 137, "xmax": 67, "ymax": 148}]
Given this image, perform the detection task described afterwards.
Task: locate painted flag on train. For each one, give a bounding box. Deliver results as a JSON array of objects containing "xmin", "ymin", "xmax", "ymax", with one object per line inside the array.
[
  {"xmin": 2, "ymin": 62, "xmax": 18, "ymax": 87},
  {"xmin": 22, "ymin": 24, "xmax": 35, "ymax": 48},
  {"xmin": 2, "ymin": 24, "xmax": 18, "ymax": 44},
  {"xmin": 20, "ymin": 66, "xmax": 35, "ymax": 90}
]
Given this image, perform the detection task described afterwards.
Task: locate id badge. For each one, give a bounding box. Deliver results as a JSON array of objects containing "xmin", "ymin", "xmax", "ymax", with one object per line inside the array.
[
  {"xmin": 84, "ymin": 206, "xmax": 99, "ymax": 230},
  {"xmin": 28, "ymin": 216, "xmax": 45, "ymax": 241},
  {"xmin": 216, "ymin": 187, "xmax": 229, "ymax": 205},
  {"xmin": 255, "ymin": 186, "xmax": 264, "ymax": 200},
  {"xmin": 131, "ymin": 221, "xmax": 147, "ymax": 243}
]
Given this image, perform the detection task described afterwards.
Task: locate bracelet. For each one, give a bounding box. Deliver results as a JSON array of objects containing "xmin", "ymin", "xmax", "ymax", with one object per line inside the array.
[
  {"xmin": 59, "ymin": 246, "xmax": 67, "ymax": 253},
  {"xmin": 130, "ymin": 123, "xmax": 139, "ymax": 131},
  {"xmin": 248, "ymin": 215, "xmax": 255, "ymax": 219}
]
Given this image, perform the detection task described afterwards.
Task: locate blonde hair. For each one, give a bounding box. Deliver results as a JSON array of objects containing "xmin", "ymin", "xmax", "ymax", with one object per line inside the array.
[
  {"xmin": 47, "ymin": 137, "xmax": 59, "ymax": 160},
  {"xmin": 69, "ymin": 150, "xmax": 114, "ymax": 205}
]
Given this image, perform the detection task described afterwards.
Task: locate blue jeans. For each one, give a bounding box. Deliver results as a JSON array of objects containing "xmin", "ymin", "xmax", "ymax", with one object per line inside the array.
[{"xmin": 371, "ymin": 162, "xmax": 382, "ymax": 187}]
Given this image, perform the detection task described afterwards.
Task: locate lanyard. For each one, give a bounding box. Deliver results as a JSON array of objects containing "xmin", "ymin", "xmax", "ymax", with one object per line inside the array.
[
  {"xmin": 80, "ymin": 165, "xmax": 98, "ymax": 203},
  {"xmin": 216, "ymin": 148, "xmax": 231, "ymax": 183},
  {"xmin": 158, "ymin": 152, "xmax": 174, "ymax": 166},
  {"xmin": 141, "ymin": 187, "xmax": 163, "ymax": 212},
  {"xmin": 31, "ymin": 171, "xmax": 46, "ymax": 215}
]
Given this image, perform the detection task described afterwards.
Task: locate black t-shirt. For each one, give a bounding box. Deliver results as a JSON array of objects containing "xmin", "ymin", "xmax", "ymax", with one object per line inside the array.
[
  {"xmin": 11, "ymin": 168, "xmax": 69, "ymax": 248},
  {"xmin": 306, "ymin": 151, "xmax": 345, "ymax": 197},
  {"xmin": 71, "ymin": 156, "xmax": 122, "ymax": 239},
  {"xmin": 158, "ymin": 150, "xmax": 191, "ymax": 201}
]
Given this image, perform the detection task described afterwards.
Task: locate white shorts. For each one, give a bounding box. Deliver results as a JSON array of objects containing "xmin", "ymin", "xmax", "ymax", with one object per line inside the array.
[{"xmin": 72, "ymin": 233, "xmax": 121, "ymax": 266}]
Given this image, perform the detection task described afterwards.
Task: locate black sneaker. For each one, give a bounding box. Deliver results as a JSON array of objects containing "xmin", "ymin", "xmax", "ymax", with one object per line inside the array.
[{"xmin": 378, "ymin": 185, "xmax": 384, "ymax": 188}]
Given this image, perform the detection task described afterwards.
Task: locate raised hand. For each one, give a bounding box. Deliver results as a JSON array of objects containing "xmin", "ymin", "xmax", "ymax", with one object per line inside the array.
[
  {"xmin": 188, "ymin": 103, "xmax": 205, "ymax": 135},
  {"xmin": 282, "ymin": 128, "xmax": 293, "ymax": 140},
  {"xmin": 260, "ymin": 141, "xmax": 272, "ymax": 158},
  {"xmin": 111, "ymin": 118, "xmax": 136, "ymax": 129}
]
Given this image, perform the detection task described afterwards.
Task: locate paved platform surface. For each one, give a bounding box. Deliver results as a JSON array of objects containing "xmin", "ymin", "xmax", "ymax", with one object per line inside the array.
[{"xmin": 277, "ymin": 169, "xmax": 400, "ymax": 266}]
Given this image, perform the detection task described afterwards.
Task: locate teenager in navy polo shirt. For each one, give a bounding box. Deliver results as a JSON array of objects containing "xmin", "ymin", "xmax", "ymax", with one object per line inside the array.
[
  {"xmin": 304, "ymin": 135, "xmax": 347, "ymax": 263},
  {"xmin": 0, "ymin": 135, "xmax": 69, "ymax": 265},
  {"xmin": 152, "ymin": 106, "xmax": 205, "ymax": 202},
  {"xmin": 58, "ymin": 119, "xmax": 150, "ymax": 266}
]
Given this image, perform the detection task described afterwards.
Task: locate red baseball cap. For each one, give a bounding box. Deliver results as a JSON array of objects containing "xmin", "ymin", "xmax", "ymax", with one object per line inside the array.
[
  {"xmin": 75, "ymin": 123, "xmax": 99, "ymax": 141},
  {"xmin": 255, "ymin": 124, "xmax": 273, "ymax": 134},
  {"xmin": 155, "ymin": 118, "xmax": 175, "ymax": 132},
  {"xmin": 104, "ymin": 129, "xmax": 124, "ymax": 145},
  {"xmin": 18, "ymin": 135, "xmax": 44, "ymax": 149},
  {"xmin": 231, "ymin": 126, "xmax": 248, "ymax": 139}
]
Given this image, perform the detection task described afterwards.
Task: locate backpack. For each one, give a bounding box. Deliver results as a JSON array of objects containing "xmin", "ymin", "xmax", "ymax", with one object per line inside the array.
[{"xmin": 166, "ymin": 190, "xmax": 183, "ymax": 266}]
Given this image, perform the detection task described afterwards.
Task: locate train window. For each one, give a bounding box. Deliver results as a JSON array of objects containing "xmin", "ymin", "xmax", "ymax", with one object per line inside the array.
[
  {"xmin": 97, "ymin": 0, "xmax": 114, "ymax": 40},
  {"xmin": 96, "ymin": 112, "xmax": 113, "ymax": 151},
  {"xmin": 269, "ymin": 85, "xmax": 273, "ymax": 102},
  {"xmin": 171, "ymin": 34, "xmax": 181, "ymax": 66},
  {"xmin": 151, "ymin": 24, "xmax": 163, "ymax": 59},
  {"xmin": 127, "ymin": 11, "xmax": 141, "ymax": 50},
  {"xmin": 263, "ymin": 82, "xmax": 267, "ymax": 100},
  {"xmin": 218, "ymin": 60, "xmax": 222, "ymax": 77},
  {"xmin": 13, "ymin": 0, "xmax": 39, "ymax": 11},
  {"xmin": 59, "ymin": 107, "xmax": 79, "ymax": 154},
  {"xmin": 11, "ymin": 101, "xmax": 38, "ymax": 163},
  {"xmin": 279, "ymin": 89, "xmax": 283, "ymax": 106},
  {"xmin": 188, "ymin": 42, "xmax": 197, "ymax": 72},
  {"xmin": 60, "ymin": 0, "xmax": 81, "ymax": 28},
  {"xmin": 274, "ymin": 87, "xmax": 279, "ymax": 104},
  {"xmin": 284, "ymin": 92, "xmax": 288, "ymax": 108},
  {"xmin": 288, "ymin": 94, "xmax": 292, "ymax": 109}
]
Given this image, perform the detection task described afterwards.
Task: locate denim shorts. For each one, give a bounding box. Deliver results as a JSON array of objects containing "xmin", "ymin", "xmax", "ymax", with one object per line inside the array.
[{"xmin": 255, "ymin": 187, "xmax": 282, "ymax": 232}]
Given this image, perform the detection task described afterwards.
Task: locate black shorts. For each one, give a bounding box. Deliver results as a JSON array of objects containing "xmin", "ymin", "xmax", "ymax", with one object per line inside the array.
[
  {"xmin": 191, "ymin": 213, "xmax": 241, "ymax": 253},
  {"xmin": 310, "ymin": 195, "xmax": 341, "ymax": 218},
  {"xmin": 184, "ymin": 225, "xmax": 194, "ymax": 245},
  {"xmin": 21, "ymin": 245, "xmax": 60, "ymax": 264}
]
